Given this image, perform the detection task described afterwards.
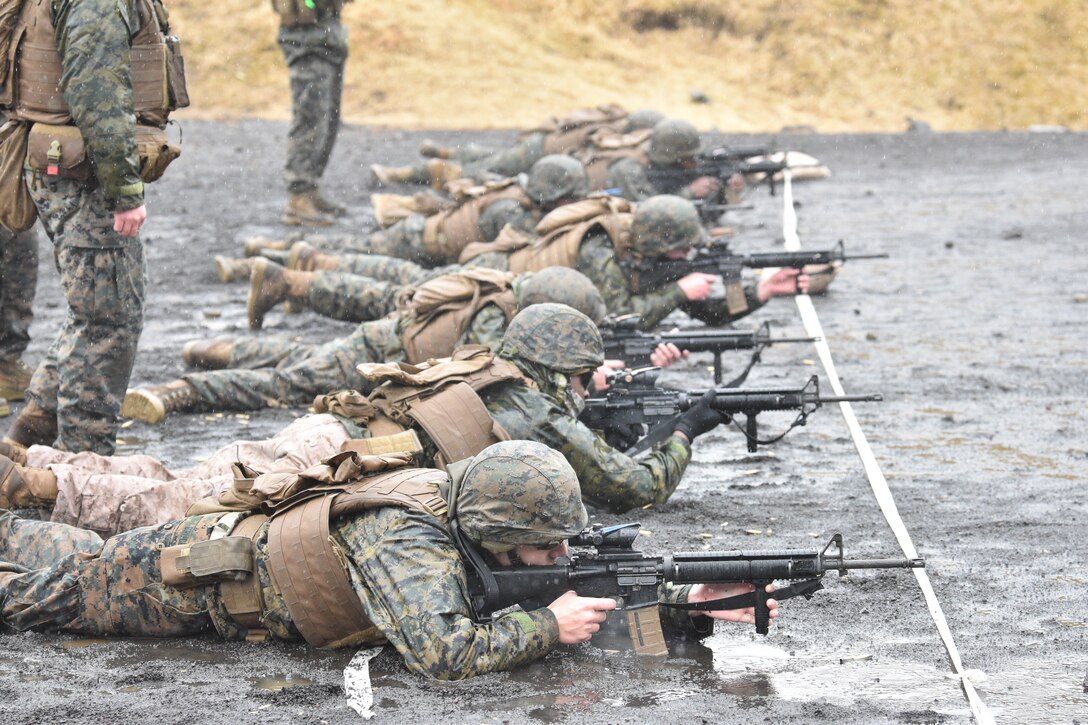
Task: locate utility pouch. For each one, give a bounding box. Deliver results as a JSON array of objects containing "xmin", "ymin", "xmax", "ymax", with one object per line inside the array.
[
  {"xmin": 340, "ymin": 429, "xmax": 424, "ymax": 458},
  {"xmin": 0, "ymin": 120, "xmax": 37, "ymax": 232},
  {"xmin": 26, "ymin": 123, "xmax": 91, "ymax": 182},
  {"xmin": 136, "ymin": 123, "xmax": 180, "ymax": 183},
  {"xmin": 160, "ymin": 536, "xmax": 255, "ymax": 589},
  {"xmin": 164, "ymin": 36, "xmax": 190, "ymax": 111}
]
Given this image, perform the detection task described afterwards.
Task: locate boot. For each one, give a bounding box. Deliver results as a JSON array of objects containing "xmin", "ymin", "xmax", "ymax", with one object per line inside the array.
[
  {"xmin": 418, "ymin": 140, "xmax": 456, "ymax": 159},
  {"xmin": 287, "ymin": 242, "xmax": 340, "ymax": 272},
  {"xmin": 181, "ymin": 337, "xmax": 234, "ymax": 370},
  {"xmin": 213, "ymin": 256, "xmax": 255, "ymax": 283},
  {"xmin": 121, "ymin": 380, "xmax": 201, "ymax": 425},
  {"xmin": 247, "ymin": 259, "xmax": 311, "ymax": 330},
  {"xmin": 424, "ymin": 159, "xmax": 463, "ymax": 190},
  {"xmin": 5, "ymin": 401, "xmax": 57, "ymax": 448},
  {"xmin": 0, "ymin": 438, "xmax": 27, "ymax": 465},
  {"xmin": 243, "ymin": 236, "xmax": 291, "ymax": 257},
  {"xmin": 282, "ymin": 192, "xmax": 335, "ymax": 228},
  {"xmin": 369, "ymin": 164, "xmax": 420, "ymax": 188},
  {"xmin": 0, "ymin": 358, "xmax": 32, "ymax": 401},
  {"xmin": 306, "ymin": 189, "xmax": 348, "ymax": 218},
  {"xmin": 255, "ymin": 249, "xmax": 291, "ymax": 266},
  {"xmin": 0, "ymin": 454, "xmax": 58, "ymax": 510}
]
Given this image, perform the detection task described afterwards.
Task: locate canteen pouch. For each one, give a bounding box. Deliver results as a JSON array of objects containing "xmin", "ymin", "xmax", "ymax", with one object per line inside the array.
[
  {"xmin": 26, "ymin": 123, "xmax": 92, "ymax": 182},
  {"xmin": 160, "ymin": 536, "xmax": 255, "ymax": 589},
  {"xmin": 136, "ymin": 124, "xmax": 180, "ymax": 182},
  {"xmin": 0, "ymin": 120, "xmax": 37, "ymax": 231}
]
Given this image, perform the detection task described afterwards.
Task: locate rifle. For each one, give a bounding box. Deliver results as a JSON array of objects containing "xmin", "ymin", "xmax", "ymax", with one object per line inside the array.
[
  {"xmin": 646, "ymin": 158, "xmax": 789, "ymax": 197},
  {"xmin": 600, "ymin": 316, "xmax": 817, "ymax": 385},
  {"xmin": 464, "ymin": 524, "xmax": 924, "ymax": 653},
  {"xmin": 579, "ymin": 369, "xmax": 882, "ymax": 453},
  {"xmin": 624, "ymin": 240, "xmax": 889, "ymax": 294}
]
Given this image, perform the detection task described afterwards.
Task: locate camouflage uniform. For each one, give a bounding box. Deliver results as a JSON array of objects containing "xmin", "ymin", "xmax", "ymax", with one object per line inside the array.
[
  {"xmin": 0, "ymin": 226, "xmax": 39, "ymax": 364},
  {"xmin": 0, "ymin": 442, "xmax": 707, "ymax": 677},
  {"xmin": 279, "ymin": 9, "xmax": 348, "ymax": 195},
  {"xmin": 16, "ymin": 0, "xmax": 152, "ymax": 454}
]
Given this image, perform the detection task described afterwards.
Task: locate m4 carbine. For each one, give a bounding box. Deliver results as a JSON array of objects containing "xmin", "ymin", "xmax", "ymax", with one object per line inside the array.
[
  {"xmin": 646, "ymin": 157, "xmax": 790, "ymax": 197},
  {"xmin": 466, "ymin": 524, "xmax": 924, "ymax": 654},
  {"xmin": 600, "ymin": 316, "xmax": 817, "ymax": 385},
  {"xmin": 624, "ymin": 239, "xmax": 889, "ymax": 294},
  {"xmin": 579, "ymin": 368, "xmax": 882, "ymax": 453}
]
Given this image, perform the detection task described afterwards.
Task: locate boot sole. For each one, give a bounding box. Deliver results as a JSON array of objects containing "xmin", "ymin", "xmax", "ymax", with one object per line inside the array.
[
  {"xmin": 243, "ymin": 238, "xmax": 290, "ymax": 257},
  {"xmin": 281, "ymin": 212, "xmax": 334, "ymax": 228},
  {"xmin": 213, "ymin": 256, "xmax": 249, "ymax": 283},
  {"xmin": 120, "ymin": 390, "xmax": 167, "ymax": 424},
  {"xmin": 0, "ymin": 398, "xmax": 8, "ymax": 418}
]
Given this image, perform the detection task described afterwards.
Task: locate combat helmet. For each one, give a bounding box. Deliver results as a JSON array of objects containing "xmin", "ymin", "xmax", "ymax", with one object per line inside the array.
[
  {"xmin": 523, "ymin": 154, "xmax": 589, "ymax": 204},
  {"xmin": 625, "ymin": 108, "xmax": 665, "ymax": 132},
  {"xmin": 515, "ymin": 268, "xmax": 607, "ymax": 324},
  {"xmin": 630, "ymin": 195, "xmax": 708, "ymax": 258},
  {"xmin": 497, "ymin": 303, "xmax": 604, "ymax": 374},
  {"xmin": 455, "ymin": 440, "xmax": 588, "ymax": 552},
  {"xmin": 648, "ymin": 118, "xmax": 703, "ymax": 165}
]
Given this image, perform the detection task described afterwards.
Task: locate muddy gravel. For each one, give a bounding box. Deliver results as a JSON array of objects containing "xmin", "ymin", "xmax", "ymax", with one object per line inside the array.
[{"xmin": 1, "ymin": 121, "xmax": 1085, "ymax": 724}]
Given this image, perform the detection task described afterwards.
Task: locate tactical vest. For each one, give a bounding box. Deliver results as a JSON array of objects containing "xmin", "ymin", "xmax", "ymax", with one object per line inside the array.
[
  {"xmin": 460, "ymin": 196, "xmax": 634, "ymax": 274},
  {"xmin": 520, "ymin": 103, "xmax": 629, "ymax": 155},
  {"xmin": 575, "ymin": 129, "xmax": 652, "ymax": 191},
  {"xmin": 215, "ymin": 465, "xmax": 451, "ymax": 648},
  {"xmin": 2, "ymin": 0, "xmax": 187, "ymax": 127},
  {"xmin": 422, "ymin": 179, "xmax": 535, "ymax": 261},
  {"xmin": 326, "ymin": 346, "xmax": 532, "ymax": 471},
  {"xmin": 396, "ymin": 268, "xmax": 519, "ymax": 364}
]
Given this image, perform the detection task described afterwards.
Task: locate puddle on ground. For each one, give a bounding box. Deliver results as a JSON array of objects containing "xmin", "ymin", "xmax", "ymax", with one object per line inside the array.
[{"xmin": 249, "ymin": 675, "xmax": 316, "ymax": 691}]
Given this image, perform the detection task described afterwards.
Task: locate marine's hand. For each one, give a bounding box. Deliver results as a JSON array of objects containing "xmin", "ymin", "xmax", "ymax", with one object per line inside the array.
[
  {"xmin": 757, "ymin": 267, "xmax": 810, "ymax": 301},
  {"xmin": 547, "ymin": 591, "xmax": 617, "ymax": 644},
  {"xmin": 649, "ymin": 341, "xmax": 688, "ymax": 368},
  {"xmin": 687, "ymin": 582, "xmax": 779, "ymax": 623},
  {"xmin": 113, "ymin": 205, "xmax": 147, "ymax": 237},
  {"xmin": 673, "ymin": 389, "xmax": 729, "ymax": 442},
  {"xmin": 592, "ymin": 360, "xmax": 625, "ymax": 393},
  {"xmin": 677, "ymin": 272, "xmax": 719, "ymax": 301},
  {"xmin": 689, "ymin": 175, "xmax": 722, "ymax": 199}
]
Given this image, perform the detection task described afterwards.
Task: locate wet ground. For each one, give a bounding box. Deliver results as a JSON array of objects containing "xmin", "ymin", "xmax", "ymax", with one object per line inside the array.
[{"xmin": 2, "ymin": 122, "xmax": 1086, "ymax": 724}]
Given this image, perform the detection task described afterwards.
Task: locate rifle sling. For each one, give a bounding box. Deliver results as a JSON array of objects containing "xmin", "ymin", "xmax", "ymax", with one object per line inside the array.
[{"xmin": 662, "ymin": 579, "xmax": 824, "ymax": 611}]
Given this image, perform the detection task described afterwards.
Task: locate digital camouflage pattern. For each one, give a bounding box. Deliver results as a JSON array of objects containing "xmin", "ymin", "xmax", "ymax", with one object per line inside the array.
[
  {"xmin": 604, "ymin": 155, "xmax": 698, "ymax": 201},
  {"xmin": 0, "ymin": 503, "xmax": 558, "ymax": 680},
  {"xmin": 647, "ymin": 119, "xmax": 703, "ymax": 165},
  {"xmin": 0, "ymin": 226, "xmax": 39, "ymax": 362},
  {"xmin": 307, "ymin": 270, "xmax": 403, "ymax": 322},
  {"xmin": 455, "ymin": 440, "xmax": 588, "ymax": 550},
  {"xmin": 181, "ymin": 305, "xmax": 509, "ymax": 412},
  {"xmin": 514, "ymin": 267, "xmax": 607, "ymax": 324},
  {"xmin": 279, "ymin": 17, "xmax": 348, "ymax": 193},
  {"xmin": 522, "ymin": 155, "xmax": 589, "ymax": 204},
  {"xmin": 25, "ymin": 177, "xmax": 145, "ymax": 454},
  {"xmin": 630, "ymin": 195, "xmax": 709, "ymax": 256},
  {"xmin": 496, "ymin": 303, "xmax": 603, "ymax": 374},
  {"xmin": 51, "ymin": 0, "xmax": 145, "ymax": 210}
]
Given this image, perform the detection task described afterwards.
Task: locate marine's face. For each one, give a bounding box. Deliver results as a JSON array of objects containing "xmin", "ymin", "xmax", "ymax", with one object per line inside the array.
[
  {"xmin": 494, "ymin": 542, "xmax": 570, "ymax": 567},
  {"xmin": 664, "ymin": 246, "xmax": 692, "ymax": 260}
]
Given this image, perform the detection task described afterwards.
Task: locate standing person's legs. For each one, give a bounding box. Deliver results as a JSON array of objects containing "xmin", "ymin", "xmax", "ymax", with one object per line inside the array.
[
  {"xmin": 9, "ymin": 178, "xmax": 144, "ymax": 455},
  {"xmin": 0, "ymin": 226, "xmax": 40, "ymax": 401}
]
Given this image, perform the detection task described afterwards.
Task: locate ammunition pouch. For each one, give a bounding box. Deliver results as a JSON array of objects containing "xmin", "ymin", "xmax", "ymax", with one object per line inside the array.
[
  {"xmin": 0, "ymin": 119, "xmax": 36, "ymax": 231},
  {"xmin": 135, "ymin": 124, "xmax": 181, "ymax": 182},
  {"xmin": 26, "ymin": 123, "xmax": 91, "ymax": 181},
  {"xmin": 160, "ymin": 536, "xmax": 254, "ymax": 589}
]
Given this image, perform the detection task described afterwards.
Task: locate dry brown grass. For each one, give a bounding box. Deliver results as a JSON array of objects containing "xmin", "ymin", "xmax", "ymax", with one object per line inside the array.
[{"xmin": 169, "ymin": 0, "xmax": 1086, "ymax": 131}]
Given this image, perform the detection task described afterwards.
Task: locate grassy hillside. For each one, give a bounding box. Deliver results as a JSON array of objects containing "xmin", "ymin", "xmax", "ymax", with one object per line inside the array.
[{"xmin": 168, "ymin": 0, "xmax": 1086, "ymax": 131}]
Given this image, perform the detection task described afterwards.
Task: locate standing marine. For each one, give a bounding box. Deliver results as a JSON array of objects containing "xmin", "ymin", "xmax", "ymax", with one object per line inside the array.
[
  {"xmin": 274, "ymin": 0, "xmax": 350, "ymax": 226},
  {"xmin": 0, "ymin": 0, "xmax": 188, "ymax": 455}
]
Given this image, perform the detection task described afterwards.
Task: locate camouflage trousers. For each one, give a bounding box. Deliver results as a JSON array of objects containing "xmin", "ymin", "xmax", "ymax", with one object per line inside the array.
[
  {"xmin": 307, "ymin": 270, "xmax": 402, "ymax": 322},
  {"xmin": 26, "ymin": 413, "xmax": 348, "ymax": 535},
  {"xmin": 279, "ymin": 19, "xmax": 349, "ymax": 194},
  {"xmin": 403, "ymin": 133, "xmax": 547, "ymax": 185},
  {"xmin": 26, "ymin": 175, "xmax": 146, "ymax": 455},
  {"xmin": 330, "ymin": 252, "xmax": 462, "ymax": 286},
  {"xmin": 0, "ymin": 509, "xmax": 218, "ymax": 636},
  {"xmin": 0, "ymin": 225, "xmax": 39, "ymax": 362},
  {"xmin": 183, "ymin": 318, "xmax": 406, "ymax": 412}
]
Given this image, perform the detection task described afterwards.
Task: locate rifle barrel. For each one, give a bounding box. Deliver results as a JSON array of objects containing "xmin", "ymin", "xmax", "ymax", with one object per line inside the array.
[
  {"xmin": 839, "ymin": 557, "xmax": 925, "ymax": 570},
  {"xmin": 819, "ymin": 394, "xmax": 884, "ymax": 403}
]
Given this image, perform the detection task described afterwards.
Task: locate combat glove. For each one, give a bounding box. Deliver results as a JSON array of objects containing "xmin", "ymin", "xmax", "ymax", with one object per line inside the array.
[{"xmin": 673, "ymin": 390, "xmax": 730, "ymax": 441}]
